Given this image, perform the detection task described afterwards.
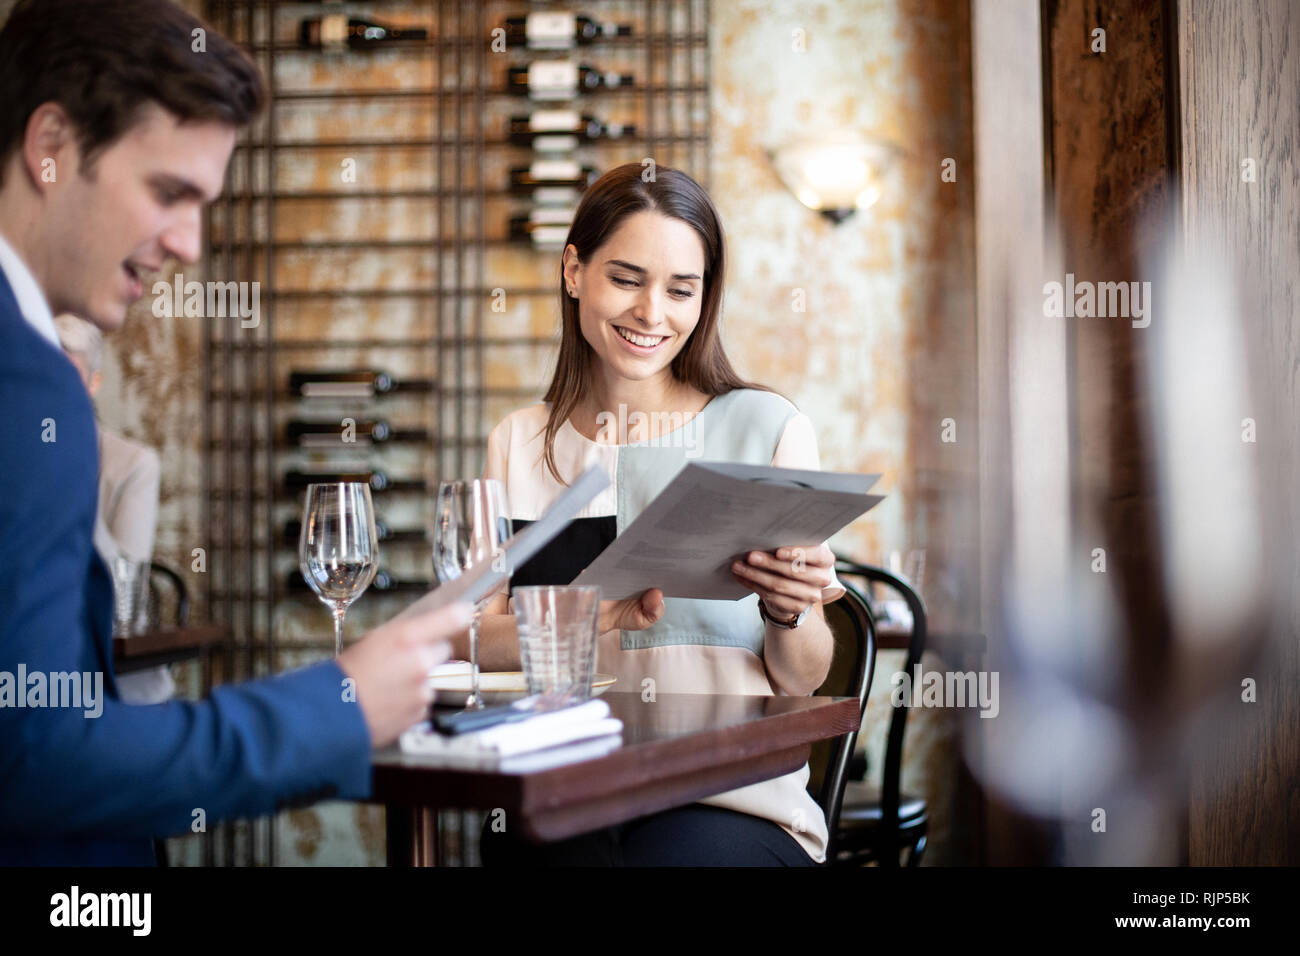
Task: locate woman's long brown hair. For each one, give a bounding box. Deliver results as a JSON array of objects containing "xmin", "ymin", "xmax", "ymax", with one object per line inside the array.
[{"xmin": 539, "ymin": 162, "xmax": 767, "ymax": 483}]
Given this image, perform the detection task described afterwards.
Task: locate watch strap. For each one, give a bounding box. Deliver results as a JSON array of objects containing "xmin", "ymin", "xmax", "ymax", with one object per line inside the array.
[{"xmin": 759, "ymin": 599, "xmax": 808, "ymax": 630}]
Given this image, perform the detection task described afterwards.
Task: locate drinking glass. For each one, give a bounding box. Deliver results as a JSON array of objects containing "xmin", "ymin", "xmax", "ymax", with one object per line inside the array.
[
  {"xmin": 513, "ymin": 586, "xmax": 602, "ymax": 700},
  {"xmin": 299, "ymin": 482, "xmax": 380, "ymax": 656},
  {"xmin": 432, "ymin": 479, "xmax": 510, "ymax": 709},
  {"xmin": 110, "ymin": 556, "xmax": 149, "ymax": 638},
  {"xmin": 878, "ymin": 548, "xmax": 926, "ymax": 626}
]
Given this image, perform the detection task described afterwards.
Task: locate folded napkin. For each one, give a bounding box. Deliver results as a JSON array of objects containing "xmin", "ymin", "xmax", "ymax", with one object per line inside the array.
[
  {"xmin": 400, "ymin": 698, "xmax": 623, "ymax": 769},
  {"xmin": 492, "ymin": 733, "xmax": 623, "ymax": 774}
]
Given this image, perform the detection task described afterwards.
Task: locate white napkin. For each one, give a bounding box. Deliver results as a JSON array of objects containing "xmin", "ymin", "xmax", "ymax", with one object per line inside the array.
[
  {"xmin": 400, "ymin": 698, "xmax": 623, "ymax": 769},
  {"xmin": 494, "ymin": 733, "xmax": 623, "ymax": 773}
]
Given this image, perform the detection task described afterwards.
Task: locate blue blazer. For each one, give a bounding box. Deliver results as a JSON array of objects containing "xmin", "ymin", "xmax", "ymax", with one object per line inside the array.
[{"xmin": 0, "ymin": 273, "xmax": 373, "ymax": 865}]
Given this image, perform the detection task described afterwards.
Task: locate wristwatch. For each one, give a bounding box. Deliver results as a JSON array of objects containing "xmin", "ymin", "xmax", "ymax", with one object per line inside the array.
[{"xmin": 758, "ymin": 599, "xmax": 809, "ymax": 630}]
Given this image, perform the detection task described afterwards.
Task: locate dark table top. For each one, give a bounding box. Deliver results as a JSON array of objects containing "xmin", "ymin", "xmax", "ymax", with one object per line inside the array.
[{"xmin": 371, "ymin": 691, "xmax": 860, "ymax": 842}]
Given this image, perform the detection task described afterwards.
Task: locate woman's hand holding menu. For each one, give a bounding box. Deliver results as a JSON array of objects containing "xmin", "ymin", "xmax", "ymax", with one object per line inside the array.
[{"xmin": 598, "ymin": 588, "xmax": 665, "ymax": 633}]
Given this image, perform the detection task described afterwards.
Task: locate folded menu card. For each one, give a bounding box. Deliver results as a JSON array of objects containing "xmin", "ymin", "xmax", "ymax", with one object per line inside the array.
[
  {"xmin": 571, "ymin": 462, "xmax": 884, "ymax": 601},
  {"xmin": 394, "ymin": 464, "xmax": 609, "ymax": 620}
]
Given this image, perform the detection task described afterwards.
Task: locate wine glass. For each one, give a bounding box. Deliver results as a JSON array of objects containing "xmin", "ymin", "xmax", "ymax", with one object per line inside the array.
[
  {"xmin": 299, "ymin": 482, "xmax": 380, "ymax": 656},
  {"xmin": 432, "ymin": 479, "xmax": 511, "ymax": 709}
]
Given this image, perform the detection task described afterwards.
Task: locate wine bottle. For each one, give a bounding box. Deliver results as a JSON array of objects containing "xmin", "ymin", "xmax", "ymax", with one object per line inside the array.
[
  {"xmin": 503, "ymin": 12, "xmax": 632, "ymax": 50},
  {"xmin": 286, "ymin": 418, "xmax": 430, "ymax": 446},
  {"xmin": 509, "ymin": 160, "xmax": 598, "ymax": 204},
  {"xmin": 508, "ymin": 110, "xmax": 634, "ymax": 151},
  {"xmin": 286, "ymin": 516, "xmax": 391, "ymax": 543},
  {"xmin": 285, "ymin": 518, "xmax": 427, "ymax": 545},
  {"xmin": 509, "ymin": 207, "xmax": 576, "ymax": 248},
  {"xmin": 290, "ymin": 369, "xmax": 406, "ymax": 398},
  {"xmin": 284, "ymin": 469, "xmax": 427, "ymax": 494},
  {"xmin": 507, "ymin": 62, "xmax": 634, "ymax": 100},
  {"xmin": 290, "ymin": 567, "xmax": 429, "ymax": 595},
  {"xmin": 300, "ymin": 15, "xmax": 428, "ymax": 51}
]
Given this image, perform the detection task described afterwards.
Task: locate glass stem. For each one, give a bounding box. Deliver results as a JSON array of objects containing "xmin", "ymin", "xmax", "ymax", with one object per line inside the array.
[
  {"xmin": 468, "ymin": 603, "xmax": 483, "ymax": 708},
  {"xmin": 333, "ymin": 604, "xmax": 347, "ymax": 657}
]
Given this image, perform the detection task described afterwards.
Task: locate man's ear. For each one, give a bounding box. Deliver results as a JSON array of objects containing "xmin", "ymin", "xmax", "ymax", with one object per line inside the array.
[{"xmin": 22, "ymin": 102, "xmax": 78, "ymax": 192}]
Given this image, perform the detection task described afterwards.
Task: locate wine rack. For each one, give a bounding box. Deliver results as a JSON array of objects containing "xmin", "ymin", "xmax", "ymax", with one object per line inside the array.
[{"xmin": 199, "ymin": 0, "xmax": 711, "ymax": 866}]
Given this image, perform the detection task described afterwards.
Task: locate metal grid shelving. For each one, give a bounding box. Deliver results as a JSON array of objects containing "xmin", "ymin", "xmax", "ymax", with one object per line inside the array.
[{"xmin": 199, "ymin": 0, "xmax": 710, "ymax": 867}]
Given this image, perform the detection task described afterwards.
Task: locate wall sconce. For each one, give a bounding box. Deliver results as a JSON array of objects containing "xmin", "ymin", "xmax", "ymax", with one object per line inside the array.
[{"xmin": 769, "ymin": 135, "xmax": 896, "ymax": 224}]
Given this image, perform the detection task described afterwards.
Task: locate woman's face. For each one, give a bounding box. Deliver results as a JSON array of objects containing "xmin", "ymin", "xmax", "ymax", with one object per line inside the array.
[{"xmin": 564, "ymin": 210, "xmax": 707, "ymax": 387}]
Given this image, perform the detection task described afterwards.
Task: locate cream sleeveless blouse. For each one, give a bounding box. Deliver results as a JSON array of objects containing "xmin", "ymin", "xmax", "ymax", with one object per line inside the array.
[{"xmin": 483, "ymin": 388, "xmax": 846, "ymax": 862}]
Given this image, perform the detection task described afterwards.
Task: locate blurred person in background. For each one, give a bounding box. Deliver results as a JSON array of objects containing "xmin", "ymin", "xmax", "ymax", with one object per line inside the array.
[{"xmin": 55, "ymin": 312, "xmax": 172, "ymax": 704}]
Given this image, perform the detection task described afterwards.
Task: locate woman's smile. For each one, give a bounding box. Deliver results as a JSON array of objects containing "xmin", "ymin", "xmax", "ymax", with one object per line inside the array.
[{"xmin": 612, "ymin": 324, "xmax": 671, "ymax": 354}]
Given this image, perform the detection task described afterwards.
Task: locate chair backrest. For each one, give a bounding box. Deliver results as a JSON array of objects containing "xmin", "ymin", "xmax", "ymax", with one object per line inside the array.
[
  {"xmin": 807, "ymin": 582, "xmax": 877, "ymax": 857},
  {"xmin": 832, "ymin": 558, "xmax": 927, "ymax": 865},
  {"xmin": 147, "ymin": 560, "xmax": 190, "ymax": 629}
]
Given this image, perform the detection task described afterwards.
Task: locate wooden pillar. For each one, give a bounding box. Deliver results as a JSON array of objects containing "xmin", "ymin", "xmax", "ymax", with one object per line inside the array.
[
  {"xmin": 1177, "ymin": 0, "xmax": 1300, "ymax": 866},
  {"xmin": 973, "ymin": 0, "xmax": 1299, "ymax": 864}
]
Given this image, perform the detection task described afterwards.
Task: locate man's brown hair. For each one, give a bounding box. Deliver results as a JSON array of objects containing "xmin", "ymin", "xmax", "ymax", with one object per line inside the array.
[{"xmin": 0, "ymin": 0, "xmax": 264, "ymax": 185}]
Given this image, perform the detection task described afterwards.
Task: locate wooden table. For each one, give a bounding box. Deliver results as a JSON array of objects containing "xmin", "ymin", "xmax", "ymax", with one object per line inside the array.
[
  {"xmin": 372, "ymin": 691, "xmax": 861, "ymax": 866},
  {"xmin": 112, "ymin": 625, "xmax": 226, "ymax": 675}
]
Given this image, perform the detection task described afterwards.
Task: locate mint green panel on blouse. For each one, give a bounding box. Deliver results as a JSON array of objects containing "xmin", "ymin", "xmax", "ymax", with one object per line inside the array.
[{"xmin": 615, "ymin": 388, "xmax": 799, "ymax": 655}]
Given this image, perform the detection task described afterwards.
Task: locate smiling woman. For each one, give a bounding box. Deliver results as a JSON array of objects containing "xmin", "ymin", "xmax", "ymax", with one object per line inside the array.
[
  {"xmin": 540, "ymin": 164, "xmax": 752, "ymax": 483},
  {"xmin": 471, "ymin": 163, "xmax": 848, "ymax": 867}
]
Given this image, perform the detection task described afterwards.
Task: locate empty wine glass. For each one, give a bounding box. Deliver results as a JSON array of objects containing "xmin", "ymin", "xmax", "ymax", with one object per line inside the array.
[
  {"xmin": 299, "ymin": 482, "xmax": 380, "ymax": 656},
  {"xmin": 432, "ymin": 479, "xmax": 510, "ymax": 709},
  {"xmin": 877, "ymin": 548, "xmax": 926, "ymax": 626}
]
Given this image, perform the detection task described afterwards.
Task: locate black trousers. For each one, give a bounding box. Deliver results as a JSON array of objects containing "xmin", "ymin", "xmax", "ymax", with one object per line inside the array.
[{"xmin": 480, "ymin": 804, "xmax": 815, "ymax": 867}]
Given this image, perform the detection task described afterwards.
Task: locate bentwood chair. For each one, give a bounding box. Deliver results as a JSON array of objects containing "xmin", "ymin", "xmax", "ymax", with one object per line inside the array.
[
  {"xmin": 806, "ymin": 582, "xmax": 877, "ymax": 863},
  {"xmin": 146, "ymin": 560, "xmax": 191, "ymax": 629},
  {"xmin": 830, "ymin": 558, "xmax": 930, "ymax": 867}
]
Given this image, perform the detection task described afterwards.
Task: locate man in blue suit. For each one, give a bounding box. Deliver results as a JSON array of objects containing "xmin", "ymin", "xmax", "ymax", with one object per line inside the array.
[{"xmin": 0, "ymin": 0, "xmax": 470, "ymax": 865}]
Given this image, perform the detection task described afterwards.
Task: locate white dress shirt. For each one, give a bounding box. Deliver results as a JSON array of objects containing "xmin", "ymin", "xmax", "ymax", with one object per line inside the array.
[{"xmin": 0, "ymin": 229, "xmax": 59, "ymax": 348}]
